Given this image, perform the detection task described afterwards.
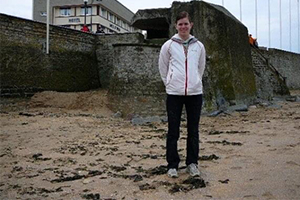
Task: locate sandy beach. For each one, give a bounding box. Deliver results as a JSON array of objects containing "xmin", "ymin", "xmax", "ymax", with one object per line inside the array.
[{"xmin": 0, "ymin": 90, "xmax": 300, "ymax": 200}]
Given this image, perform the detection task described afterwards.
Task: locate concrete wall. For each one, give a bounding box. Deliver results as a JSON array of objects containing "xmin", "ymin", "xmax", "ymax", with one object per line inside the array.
[
  {"xmin": 1, "ymin": 13, "xmax": 298, "ymax": 117},
  {"xmin": 108, "ymin": 44, "xmax": 166, "ymax": 116},
  {"xmin": 260, "ymin": 48, "xmax": 300, "ymax": 89},
  {"xmin": 251, "ymin": 48, "xmax": 290, "ymax": 100},
  {"xmin": 96, "ymin": 33, "xmax": 144, "ymax": 88},
  {"xmin": 0, "ymin": 14, "xmax": 100, "ymax": 97}
]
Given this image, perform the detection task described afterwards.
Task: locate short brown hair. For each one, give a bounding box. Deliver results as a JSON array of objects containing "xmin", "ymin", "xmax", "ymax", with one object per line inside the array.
[{"xmin": 175, "ymin": 11, "xmax": 192, "ymax": 23}]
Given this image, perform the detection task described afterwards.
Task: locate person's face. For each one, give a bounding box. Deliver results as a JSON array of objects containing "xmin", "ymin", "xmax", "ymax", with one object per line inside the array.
[{"xmin": 175, "ymin": 17, "xmax": 193, "ymax": 39}]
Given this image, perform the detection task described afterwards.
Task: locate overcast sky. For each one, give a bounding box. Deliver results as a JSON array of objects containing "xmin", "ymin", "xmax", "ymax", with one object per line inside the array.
[{"xmin": 0, "ymin": 0, "xmax": 299, "ymax": 53}]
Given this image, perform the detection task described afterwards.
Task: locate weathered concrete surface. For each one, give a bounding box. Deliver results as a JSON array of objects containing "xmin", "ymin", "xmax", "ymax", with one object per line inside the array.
[
  {"xmin": 0, "ymin": 14, "xmax": 99, "ymax": 97},
  {"xmin": 260, "ymin": 48, "xmax": 300, "ymax": 89},
  {"xmin": 251, "ymin": 47, "xmax": 290, "ymax": 100},
  {"xmin": 96, "ymin": 33, "xmax": 144, "ymax": 88},
  {"xmin": 108, "ymin": 44, "xmax": 166, "ymax": 117},
  {"xmin": 131, "ymin": 8, "xmax": 170, "ymax": 39}
]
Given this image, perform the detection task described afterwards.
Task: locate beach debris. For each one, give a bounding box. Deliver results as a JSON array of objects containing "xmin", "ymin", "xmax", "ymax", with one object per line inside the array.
[
  {"xmin": 208, "ymin": 110, "xmax": 223, "ymax": 117},
  {"xmin": 111, "ymin": 173, "xmax": 143, "ymax": 182},
  {"xmin": 32, "ymin": 153, "xmax": 51, "ymax": 161},
  {"xmin": 19, "ymin": 112, "xmax": 43, "ymax": 117},
  {"xmin": 286, "ymin": 96, "xmax": 298, "ymax": 102},
  {"xmin": 199, "ymin": 154, "xmax": 220, "ymax": 161},
  {"xmin": 219, "ymin": 179, "xmax": 230, "ymax": 184},
  {"xmin": 81, "ymin": 193, "xmax": 100, "ymax": 200},
  {"xmin": 131, "ymin": 116, "xmax": 162, "ymax": 125},
  {"xmin": 208, "ymin": 130, "xmax": 249, "ymax": 135},
  {"xmin": 12, "ymin": 166, "xmax": 23, "ymax": 172},
  {"xmin": 51, "ymin": 170, "xmax": 104, "ymax": 183},
  {"xmin": 51, "ymin": 174, "xmax": 85, "ymax": 183},
  {"xmin": 139, "ymin": 183, "xmax": 156, "ymax": 191},
  {"xmin": 110, "ymin": 165, "xmax": 126, "ymax": 172},
  {"xmin": 207, "ymin": 140, "xmax": 242, "ymax": 146},
  {"xmin": 18, "ymin": 186, "xmax": 63, "ymax": 195},
  {"xmin": 146, "ymin": 165, "xmax": 168, "ymax": 176},
  {"xmin": 227, "ymin": 104, "xmax": 248, "ymax": 112},
  {"xmin": 169, "ymin": 177, "xmax": 206, "ymax": 193},
  {"xmin": 182, "ymin": 177, "xmax": 206, "ymax": 189}
]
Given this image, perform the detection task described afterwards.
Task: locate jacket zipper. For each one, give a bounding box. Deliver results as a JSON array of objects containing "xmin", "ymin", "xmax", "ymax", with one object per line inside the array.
[{"xmin": 184, "ymin": 45, "xmax": 188, "ymax": 96}]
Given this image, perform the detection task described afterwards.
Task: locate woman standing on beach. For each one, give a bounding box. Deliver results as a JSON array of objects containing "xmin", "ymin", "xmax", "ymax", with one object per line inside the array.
[{"xmin": 158, "ymin": 11, "xmax": 206, "ymax": 178}]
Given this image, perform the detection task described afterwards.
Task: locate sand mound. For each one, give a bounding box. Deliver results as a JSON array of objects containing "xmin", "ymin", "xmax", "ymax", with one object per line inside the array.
[{"xmin": 29, "ymin": 90, "xmax": 112, "ymax": 114}]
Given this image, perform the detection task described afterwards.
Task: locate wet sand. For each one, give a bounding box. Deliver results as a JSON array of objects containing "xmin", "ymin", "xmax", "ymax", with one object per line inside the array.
[{"xmin": 0, "ymin": 90, "xmax": 300, "ymax": 200}]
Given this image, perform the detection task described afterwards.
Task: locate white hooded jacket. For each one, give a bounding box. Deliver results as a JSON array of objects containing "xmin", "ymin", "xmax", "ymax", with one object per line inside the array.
[{"xmin": 159, "ymin": 34, "xmax": 206, "ymax": 96}]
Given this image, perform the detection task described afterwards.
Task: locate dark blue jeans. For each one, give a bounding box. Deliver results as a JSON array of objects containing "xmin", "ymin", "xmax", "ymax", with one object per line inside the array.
[{"xmin": 166, "ymin": 94, "xmax": 203, "ymax": 169}]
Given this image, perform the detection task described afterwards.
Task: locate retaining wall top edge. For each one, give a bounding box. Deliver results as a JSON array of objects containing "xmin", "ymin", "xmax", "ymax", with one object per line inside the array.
[
  {"xmin": 112, "ymin": 43, "xmax": 161, "ymax": 48},
  {"xmin": 267, "ymin": 48, "xmax": 300, "ymax": 55},
  {"xmin": 96, "ymin": 32, "xmax": 143, "ymax": 37},
  {"xmin": 0, "ymin": 13, "xmax": 96, "ymax": 37}
]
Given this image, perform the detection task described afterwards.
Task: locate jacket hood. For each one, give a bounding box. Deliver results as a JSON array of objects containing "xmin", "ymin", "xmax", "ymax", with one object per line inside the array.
[{"xmin": 171, "ymin": 34, "xmax": 198, "ymax": 44}]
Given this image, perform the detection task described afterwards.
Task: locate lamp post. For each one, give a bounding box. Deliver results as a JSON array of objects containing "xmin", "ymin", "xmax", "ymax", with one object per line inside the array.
[
  {"xmin": 280, "ymin": 0, "xmax": 282, "ymax": 49},
  {"xmin": 240, "ymin": 0, "xmax": 242, "ymax": 22},
  {"xmin": 83, "ymin": 0, "xmax": 88, "ymax": 26},
  {"xmin": 255, "ymin": 0, "xmax": 257, "ymax": 38},
  {"xmin": 46, "ymin": 0, "xmax": 50, "ymax": 54}
]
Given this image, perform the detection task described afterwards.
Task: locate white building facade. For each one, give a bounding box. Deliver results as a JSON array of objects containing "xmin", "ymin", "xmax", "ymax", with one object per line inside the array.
[{"xmin": 33, "ymin": 0, "xmax": 140, "ymax": 33}]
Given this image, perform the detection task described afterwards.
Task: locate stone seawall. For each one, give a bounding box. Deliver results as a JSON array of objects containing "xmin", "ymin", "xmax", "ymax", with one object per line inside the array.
[
  {"xmin": 251, "ymin": 47, "xmax": 290, "ymax": 100},
  {"xmin": 0, "ymin": 14, "xmax": 99, "ymax": 97},
  {"xmin": 1, "ymin": 13, "xmax": 298, "ymax": 117},
  {"xmin": 108, "ymin": 44, "xmax": 166, "ymax": 116},
  {"xmin": 96, "ymin": 33, "xmax": 144, "ymax": 88},
  {"xmin": 260, "ymin": 48, "xmax": 300, "ymax": 89}
]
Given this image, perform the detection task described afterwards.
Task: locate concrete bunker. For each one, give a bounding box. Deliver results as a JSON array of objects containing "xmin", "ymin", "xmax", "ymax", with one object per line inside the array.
[{"xmin": 131, "ymin": 8, "xmax": 170, "ymax": 39}]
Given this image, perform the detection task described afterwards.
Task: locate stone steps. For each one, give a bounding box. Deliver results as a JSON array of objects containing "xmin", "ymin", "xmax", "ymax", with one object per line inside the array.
[{"xmin": 251, "ymin": 47, "xmax": 289, "ymax": 99}]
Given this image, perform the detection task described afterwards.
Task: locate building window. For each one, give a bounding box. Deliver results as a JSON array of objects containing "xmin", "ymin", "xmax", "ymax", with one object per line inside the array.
[
  {"xmin": 60, "ymin": 8, "xmax": 71, "ymax": 16},
  {"xmin": 108, "ymin": 12, "xmax": 114, "ymax": 22},
  {"xmin": 108, "ymin": 29, "xmax": 115, "ymax": 34},
  {"xmin": 109, "ymin": 24, "xmax": 121, "ymax": 32},
  {"xmin": 116, "ymin": 17, "xmax": 121, "ymax": 26},
  {"xmin": 40, "ymin": 11, "xmax": 47, "ymax": 17},
  {"xmin": 100, "ymin": 8, "xmax": 107, "ymax": 18},
  {"xmin": 81, "ymin": 7, "xmax": 92, "ymax": 15},
  {"xmin": 61, "ymin": 25, "xmax": 71, "ymax": 28},
  {"xmin": 123, "ymin": 22, "xmax": 128, "ymax": 30}
]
